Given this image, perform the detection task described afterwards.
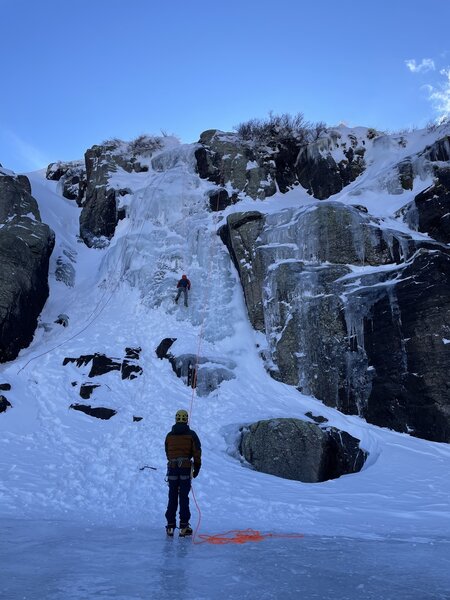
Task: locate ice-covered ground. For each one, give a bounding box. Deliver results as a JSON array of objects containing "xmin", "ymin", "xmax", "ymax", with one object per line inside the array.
[
  {"xmin": 1, "ymin": 132, "xmax": 450, "ymax": 598},
  {"xmin": 1, "ymin": 520, "xmax": 450, "ymax": 600}
]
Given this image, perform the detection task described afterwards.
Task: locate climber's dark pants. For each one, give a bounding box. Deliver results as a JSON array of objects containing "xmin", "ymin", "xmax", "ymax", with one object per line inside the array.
[
  {"xmin": 175, "ymin": 287, "xmax": 188, "ymax": 306},
  {"xmin": 165, "ymin": 467, "xmax": 191, "ymax": 526}
]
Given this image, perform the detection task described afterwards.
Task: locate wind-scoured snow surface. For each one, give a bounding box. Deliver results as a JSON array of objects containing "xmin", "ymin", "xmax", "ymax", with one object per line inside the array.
[{"xmin": 1, "ymin": 131, "xmax": 450, "ymax": 599}]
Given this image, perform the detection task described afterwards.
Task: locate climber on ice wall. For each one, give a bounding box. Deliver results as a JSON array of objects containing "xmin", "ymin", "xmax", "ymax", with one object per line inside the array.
[{"xmin": 174, "ymin": 274, "xmax": 191, "ymax": 307}]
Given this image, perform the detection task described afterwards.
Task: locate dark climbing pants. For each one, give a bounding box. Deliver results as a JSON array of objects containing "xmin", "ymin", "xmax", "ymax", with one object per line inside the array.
[
  {"xmin": 165, "ymin": 467, "xmax": 191, "ymax": 526},
  {"xmin": 175, "ymin": 287, "xmax": 188, "ymax": 307}
]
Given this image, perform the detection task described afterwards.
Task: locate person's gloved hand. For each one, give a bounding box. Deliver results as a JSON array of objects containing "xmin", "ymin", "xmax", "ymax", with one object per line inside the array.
[{"xmin": 192, "ymin": 467, "xmax": 200, "ymax": 478}]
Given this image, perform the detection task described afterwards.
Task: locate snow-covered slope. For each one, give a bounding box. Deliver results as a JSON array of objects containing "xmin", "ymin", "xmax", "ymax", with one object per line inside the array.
[{"xmin": 0, "ymin": 133, "xmax": 450, "ymax": 546}]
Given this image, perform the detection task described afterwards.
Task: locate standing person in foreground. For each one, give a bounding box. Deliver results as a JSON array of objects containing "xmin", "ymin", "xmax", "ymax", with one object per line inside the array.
[
  {"xmin": 165, "ymin": 409, "xmax": 201, "ymax": 537},
  {"xmin": 174, "ymin": 274, "xmax": 191, "ymax": 307}
]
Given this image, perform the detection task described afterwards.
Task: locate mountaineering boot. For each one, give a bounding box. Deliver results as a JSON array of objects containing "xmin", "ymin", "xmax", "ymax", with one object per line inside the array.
[
  {"xmin": 179, "ymin": 523, "xmax": 193, "ymax": 537},
  {"xmin": 166, "ymin": 525, "xmax": 175, "ymax": 537}
]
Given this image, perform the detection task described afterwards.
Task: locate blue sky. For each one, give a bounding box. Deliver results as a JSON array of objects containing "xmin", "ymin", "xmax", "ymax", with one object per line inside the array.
[{"xmin": 1, "ymin": 0, "xmax": 449, "ymax": 172}]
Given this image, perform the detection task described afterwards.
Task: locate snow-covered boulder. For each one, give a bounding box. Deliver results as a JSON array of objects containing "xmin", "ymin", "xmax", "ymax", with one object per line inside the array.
[
  {"xmin": 239, "ymin": 418, "xmax": 367, "ymax": 483},
  {"xmin": 0, "ymin": 172, "xmax": 55, "ymax": 362}
]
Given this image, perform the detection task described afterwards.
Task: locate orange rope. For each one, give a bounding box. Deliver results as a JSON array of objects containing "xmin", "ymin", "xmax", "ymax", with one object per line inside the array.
[{"xmin": 196, "ymin": 529, "xmax": 304, "ymax": 545}]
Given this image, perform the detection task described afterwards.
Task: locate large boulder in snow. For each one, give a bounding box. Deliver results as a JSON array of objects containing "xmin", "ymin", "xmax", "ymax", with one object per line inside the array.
[
  {"xmin": 220, "ymin": 202, "xmax": 450, "ymax": 442},
  {"xmin": 0, "ymin": 172, "xmax": 55, "ymax": 362},
  {"xmin": 239, "ymin": 418, "xmax": 367, "ymax": 483}
]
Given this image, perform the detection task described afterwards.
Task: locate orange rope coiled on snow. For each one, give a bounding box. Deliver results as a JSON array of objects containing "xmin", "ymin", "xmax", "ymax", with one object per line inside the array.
[{"xmin": 195, "ymin": 529, "xmax": 304, "ymax": 545}]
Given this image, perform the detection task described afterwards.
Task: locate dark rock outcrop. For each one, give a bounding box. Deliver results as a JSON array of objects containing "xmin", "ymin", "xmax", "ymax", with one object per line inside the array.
[
  {"xmin": 239, "ymin": 418, "xmax": 367, "ymax": 483},
  {"xmin": 155, "ymin": 338, "xmax": 176, "ymax": 359},
  {"xmin": 121, "ymin": 346, "xmax": 143, "ymax": 380},
  {"xmin": 0, "ymin": 172, "xmax": 55, "ymax": 362},
  {"xmin": 0, "ymin": 383, "xmax": 11, "ymax": 391},
  {"xmin": 0, "ymin": 395, "xmax": 12, "ymax": 413},
  {"xmin": 63, "ymin": 354, "xmax": 122, "ymax": 377},
  {"xmin": 79, "ymin": 383, "xmax": 100, "ymax": 400},
  {"xmin": 46, "ymin": 160, "xmax": 87, "ymax": 204},
  {"xmin": 361, "ymin": 250, "xmax": 450, "ymax": 441},
  {"xmin": 46, "ymin": 140, "xmax": 154, "ymax": 248},
  {"xmin": 402, "ymin": 167, "xmax": 450, "ymax": 244},
  {"xmin": 218, "ymin": 212, "xmax": 265, "ymax": 331},
  {"xmin": 79, "ymin": 142, "xmax": 150, "ymax": 247},
  {"xmin": 208, "ymin": 189, "xmax": 238, "ymax": 211},
  {"xmin": 125, "ymin": 346, "xmax": 141, "ymax": 360},
  {"xmin": 426, "ymin": 135, "xmax": 450, "ymax": 163},
  {"xmin": 195, "ymin": 128, "xmax": 368, "ymax": 202},
  {"xmin": 63, "ymin": 349, "xmax": 142, "ymax": 380},
  {"xmin": 195, "ymin": 130, "xmax": 277, "ymax": 200},
  {"xmin": 397, "ymin": 159, "xmax": 414, "ymax": 191},
  {"xmin": 70, "ymin": 403, "xmax": 116, "ymax": 420},
  {"xmin": 305, "ymin": 412, "xmax": 328, "ymax": 424}
]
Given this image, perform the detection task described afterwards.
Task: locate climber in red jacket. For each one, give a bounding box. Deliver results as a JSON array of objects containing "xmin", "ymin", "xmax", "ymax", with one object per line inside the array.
[{"xmin": 174, "ymin": 274, "xmax": 191, "ymax": 307}]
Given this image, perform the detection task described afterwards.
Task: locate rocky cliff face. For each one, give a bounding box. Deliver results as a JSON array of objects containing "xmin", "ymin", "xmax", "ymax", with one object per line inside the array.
[
  {"xmin": 35, "ymin": 123, "xmax": 450, "ymax": 443},
  {"xmin": 194, "ymin": 126, "xmax": 370, "ymax": 204},
  {"xmin": 0, "ymin": 168, "xmax": 55, "ymax": 362},
  {"xmin": 402, "ymin": 162, "xmax": 450, "ymax": 244},
  {"xmin": 220, "ymin": 199, "xmax": 450, "ymax": 443},
  {"xmin": 46, "ymin": 136, "xmax": 164, "ymax": 247}
]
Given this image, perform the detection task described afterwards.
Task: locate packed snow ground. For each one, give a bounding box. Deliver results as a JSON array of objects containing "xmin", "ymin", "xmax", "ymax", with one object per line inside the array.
[{"xmin": 1, "ymin": 130, "xmax": 450, "ymax": 598}]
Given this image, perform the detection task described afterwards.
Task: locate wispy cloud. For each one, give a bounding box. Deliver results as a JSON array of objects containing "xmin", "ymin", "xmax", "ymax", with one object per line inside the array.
[
  {"xmin": 4, "ymin": 130, "xmax": 50, "ymax": 171},
  {"xmin": 427, "ymin": 68, "xmax": 450, "ymax": 122},
  {"xmin": 405, "ymin": 58, "xmax": 435, "ymax": 73}
]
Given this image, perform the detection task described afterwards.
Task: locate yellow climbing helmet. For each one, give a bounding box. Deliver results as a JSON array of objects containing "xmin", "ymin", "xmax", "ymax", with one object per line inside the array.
[{"xmin": 175, "ymin": 409, "xmax": 189, "ymax": 423}]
